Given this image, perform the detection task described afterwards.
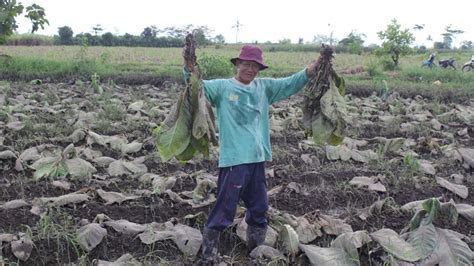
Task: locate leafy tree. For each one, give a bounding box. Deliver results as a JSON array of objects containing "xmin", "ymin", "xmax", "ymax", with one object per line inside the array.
[
  {"xmin": 312, "ymin": 34, "xmax": 338, "ymax": 45},
  {"xmin": 459, "ymin": 40, "xmax": 473, "ymax": 50},
  {"xmin": 24, "ymin": 3, "xmax": 48, "ymax": 33},
  {"xmin": 278, "ymin": 38, "xmax": 291, "ymax": 44},
  {"xmin": 338, "ymin": 31, "xmax": 365, "ymax": 54},
  {"xmin": 212, "ymin": 34, "xmax": 225, "ymax": 44},
  {"xmin": 161, "ymin": 24, "xmax": 212, "ymax": 46},
  {"xmin": 193, "ymin": 26, "xmax": 212, "ymax": 46},
  {"xmin": 377, "ymin": 19, "xmax": 414, "ymax": 66},
  {"xmin": 141, "ymin": 26, "xmax": 157, "ymax": 39},
  {"xmin": 162, "ymin": 25, "xmax": 187, "ymax": 39},
  {"xmin": 0, "ymin": 0, "xmax": 49, "ymax": 44},
  {"xmin": 57, "ymin": 26, "xmax": 73, "ymax": 45},
  {"xmin": 441, "ymin": 24, "xmax": 464, "ymax": 49},
  {"xmin": 433, "ymin": 41, "xmax": 447, "ymax": 50},
  {"xmin": 91, "ymin": 24, "xmax": 103, "ymax": 36},
  {"xmin": 101, "ymin": 32, "xmax": 114, "ymax": 46}
]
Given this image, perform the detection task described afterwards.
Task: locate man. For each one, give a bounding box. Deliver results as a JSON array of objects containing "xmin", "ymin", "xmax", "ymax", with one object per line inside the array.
[{"xmin": 185, "ymin": 45, "xmax": 320, "ymax": 263}]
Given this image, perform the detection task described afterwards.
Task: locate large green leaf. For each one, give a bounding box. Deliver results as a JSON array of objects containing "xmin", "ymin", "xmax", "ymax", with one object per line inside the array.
[
  {"xmin": 410, "ymin": 198, "xmax": 459, "ymax": 230},
  {"xmin": 156, "ymin": 92, "xmax": 192, "ymax": 161},
  {"xmin": 31, "ymin": 156, "xmax": 68, "ymax": 180},
  {"xmin": 175, "ymin": 143, "xmax": 197, "ymax": 161},
  {"xmin": 311, "ymin": 113, "xmax": 334, "ymax": 145},
  {"xmin": 280, "ymin": 224, "xmax": 299, "ymax": 255},
  {"xmin": 310, "ymin": 76, "xmax": 348, "ymax": 146},
  {"xmin": 155, "ymin": 68, "xmax": 216, "ymax": 162},
  {"xmin": 320, "ymin": 79, "xmax": 348, "ymax": 137},
  {"xmin": 332, "ymin": 72, "xmax": 346, "ymax": 96}
]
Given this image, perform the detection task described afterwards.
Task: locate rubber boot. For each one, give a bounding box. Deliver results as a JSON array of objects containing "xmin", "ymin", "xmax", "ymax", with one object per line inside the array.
[
  {"xmin": 246, "ymin": 225, "xmax": 267, "ymax": 251},
  {"xmin": 200, "ymin": 227, "xmax": 220, "ymax": 264}
]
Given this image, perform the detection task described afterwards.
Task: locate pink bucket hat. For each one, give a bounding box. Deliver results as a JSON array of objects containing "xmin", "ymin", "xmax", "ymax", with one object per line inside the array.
[{"xmin": 230, "ymin": 45, "xmax": 268, "ymax": 70}]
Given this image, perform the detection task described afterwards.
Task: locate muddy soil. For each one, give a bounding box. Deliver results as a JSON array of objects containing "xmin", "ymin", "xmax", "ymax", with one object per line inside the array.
[{"xmin": 0, "ymin": 81, "xmax": 472, "ymax": 265}]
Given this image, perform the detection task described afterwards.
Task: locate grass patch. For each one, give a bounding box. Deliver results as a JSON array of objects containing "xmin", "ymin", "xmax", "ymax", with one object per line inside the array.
[{"xmin": 0, "ymin": 45, "xmax": 473, "ymax": 102}]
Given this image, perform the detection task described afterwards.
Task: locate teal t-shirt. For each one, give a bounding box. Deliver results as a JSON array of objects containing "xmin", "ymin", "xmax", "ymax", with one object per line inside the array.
[{"xmin": 202, "ymin": 69, "xmax": 310, "ymax": 167}]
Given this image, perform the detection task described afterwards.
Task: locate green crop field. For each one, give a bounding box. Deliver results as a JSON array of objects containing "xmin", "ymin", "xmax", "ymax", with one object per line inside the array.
[{"xmin": 1, "ymin": 45, "xmax": 473, "ymax": 103}]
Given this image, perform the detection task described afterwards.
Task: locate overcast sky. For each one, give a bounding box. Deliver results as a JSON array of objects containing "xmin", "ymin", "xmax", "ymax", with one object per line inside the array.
[{"xmin": 16, "ymin": 0, "xmax": 473, "ymax": 47}]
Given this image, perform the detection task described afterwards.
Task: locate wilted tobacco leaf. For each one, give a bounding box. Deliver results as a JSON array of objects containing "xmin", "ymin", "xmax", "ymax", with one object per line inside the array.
[
  {"xmin": 419, "ymin": 228, "xmax": 473, "ymax": 265},
  {"xmin": 0, "ymin": 233, "xmax": 17, "ymax": 242},
  {"xmin": 192, "ymin": 176, "xmax": 217, "ymax": 203},
  {"xmin": 332, "ymin": 230, "xmax": 371, "ymax": 259},
  {"xmin": 249, "ymin": 245, "xmax": 285, "ymax": 261},
  {"xmin": 18, "ymin": 146, "xmax": 41, "ymax": 162},
  {"xmin": 370, "ymin": 229, "xmax": 422, "ymax": 262},
  {"xmin": 172, "ymin": 223, "xmax": 203, "ymax": 257},
  {"xmin": 138, "ymin": 228, "xmax": 175, "ymax": 245},
  {"xmin": 349, "ymin": 176, "xmax": 386, "ymax": 192},
  {"xmin": 107, "ymin": 159, "xmax": 147, "ymax": 177},
  {"xmin": 121, "ymin": 141, "xmax": 142, "ymax": 155},
  {"xmin": 51, "ymin": 180, "xmax": 71, "ymax": 191},
  {"xmin": 128, "ymin": 101, "xmax": 144, "ymax": 112},
  {"xmin": 419, "ymin": 160, "xmax": 436, "ymax": 176},
  {"xmin": 77, "ymin": 223, "xmax": 107, "ymax": 252},
  {"xmin": 458, "ymin": 148, "xmax": 474, "ymax": 169},
  {"xmin": 436, "ymin": 176, "xmax": 468, "ymax": 199},
  {"xmin": 104, "ymin": 219, "xmax": 146, "ymax": 234},
  {"xmin": 294, "ymin": 216, "xmax": 321, "ymax": 244},
  {"xmin": 0, "ymin": 199, "xmax": 29, "ymax": 209},
  {"xmin": 319, "ymin": 214, "xmax": 353, "ymax": 236},
  {"xmin": 96, "ymin": 253, "xmax": 141, "ymax": 266},
  {"xmin": 152, "ymin": 175, "xmax": 177, "ymax": 195},
  {"xmin": 93, "ymin": 156, "xmax": 115, "ymax": 167},
  {"xmin": 456, "ymin": 203, "xmax": 474, "ymax": 221},
  {"xmin": 51, "ymin": 193, "xmax": 90, "ymax": 207},
  {"xmin": 280, "ymin": 224, "xmax": 299, "ymax": 255},
  {"xmin": 299, "ymin": 244, "xmax": 358, "ymax": 266},
  {"xmin": 6, "ymin": 121, "xmax": 24, "ymax": 131},
  {"xmin": 11, "ymin": 234, "xmax": 33, "ymax": 261},
  {"xmin": 96, "ymin": 189, "xmax": 140, "ymax": 205},
  {"xmin": 0, "ymin": 150, "xmax": 16, "ymax": 159},
  {"xmin": 406, "ymin": 223, "xmax": 437, "ymax": 260},
  {"xmin": 65, "ymin": 158, "xmax": 96, "ymax": 180}
]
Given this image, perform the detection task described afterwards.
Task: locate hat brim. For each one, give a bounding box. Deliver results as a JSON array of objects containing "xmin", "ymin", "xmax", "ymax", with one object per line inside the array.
[{"xmin": 231, "ymin": 57, "xmax": 268, "ymax": 70}]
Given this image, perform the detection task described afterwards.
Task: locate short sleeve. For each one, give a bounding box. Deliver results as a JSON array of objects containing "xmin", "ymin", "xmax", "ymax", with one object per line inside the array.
[
  {"xmin": 202, "ymin": 79, "xmax": 222, "ymax": 106},
  {"xmin": 264, "ymin": 69, "xmax": 309, "ymax": 104}
]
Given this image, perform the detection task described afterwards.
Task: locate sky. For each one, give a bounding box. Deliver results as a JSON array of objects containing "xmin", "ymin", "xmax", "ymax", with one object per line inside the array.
[{"xmin": 16, "ymin": 0, "xmax": 474, "ymax": 47}]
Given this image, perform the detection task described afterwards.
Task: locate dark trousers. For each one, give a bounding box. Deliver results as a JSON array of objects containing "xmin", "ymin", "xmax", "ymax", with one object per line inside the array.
[{"xmin": 206, "ymin": 162, "xmax": 268, "ymax": 231}]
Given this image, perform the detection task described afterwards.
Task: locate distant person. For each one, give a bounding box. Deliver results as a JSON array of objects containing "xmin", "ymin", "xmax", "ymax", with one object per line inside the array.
[
  {"xmin": 184, "ymin": 45, "xmax": 321, "ymax": 264},
  {"xmin": 428, "ymin": 52, "xmax": 436, "ymax": 63}
]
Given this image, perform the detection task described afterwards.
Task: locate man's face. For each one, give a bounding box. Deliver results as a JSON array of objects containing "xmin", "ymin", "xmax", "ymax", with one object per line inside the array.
[{"xmin": 235, "ymin": 60, "xmax": 261, "ymax": 84}]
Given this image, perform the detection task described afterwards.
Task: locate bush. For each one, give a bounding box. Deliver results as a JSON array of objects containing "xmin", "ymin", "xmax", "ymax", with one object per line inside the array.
[
  {"xmin": 5, "ymin": 34, "xmax": 53, "ymax": 46},
  {"xmin": 365, "ymin": 59, "xmax": 382, "ymax": 77},
  {"xmin": 381, "ymin": 57, "xmax": 397, "ymax": 71},
  {"xmin": 197, "ymin": 53, "xmax": 234, "ymax": 79}
]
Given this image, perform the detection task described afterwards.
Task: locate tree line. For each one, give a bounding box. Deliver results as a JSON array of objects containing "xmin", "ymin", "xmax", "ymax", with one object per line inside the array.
[{"xmin": 55, "ymin": 24, "xmax": 225, "ymax": 47}]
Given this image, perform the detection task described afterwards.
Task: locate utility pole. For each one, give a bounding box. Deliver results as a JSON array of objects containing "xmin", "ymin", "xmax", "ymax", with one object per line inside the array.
[{"xmin": 232, "ymin": 20, "xmax": 243, "ymax": 43}]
